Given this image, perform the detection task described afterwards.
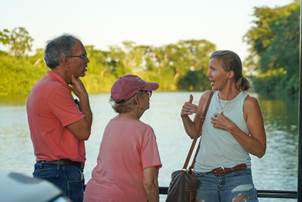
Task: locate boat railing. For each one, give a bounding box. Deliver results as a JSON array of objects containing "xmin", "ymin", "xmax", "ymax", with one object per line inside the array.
[{"xmin": 158, "ymin": 187, "xmax": 297, "ymax": 199}]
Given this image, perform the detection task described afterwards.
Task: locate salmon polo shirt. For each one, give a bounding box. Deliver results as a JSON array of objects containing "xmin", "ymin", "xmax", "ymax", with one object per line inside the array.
[{"xmin": 26, "ymin": 71, "xmax": 85, "ymax": 162}]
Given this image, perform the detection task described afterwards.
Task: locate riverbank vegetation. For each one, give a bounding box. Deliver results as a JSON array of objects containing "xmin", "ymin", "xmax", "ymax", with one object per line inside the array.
[
  {"xmin": 244, "ymin": 0, "xmax": 299, "ymax": 98},
  {"xmin": 0, "ymin": 1, "xmax": 298, "ymax": 101}
]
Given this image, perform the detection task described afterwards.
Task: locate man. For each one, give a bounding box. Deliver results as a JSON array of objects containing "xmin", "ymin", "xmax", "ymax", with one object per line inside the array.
[{"xmin": 26, "ymin": 34, "xmax": 92, "ymax": 202}]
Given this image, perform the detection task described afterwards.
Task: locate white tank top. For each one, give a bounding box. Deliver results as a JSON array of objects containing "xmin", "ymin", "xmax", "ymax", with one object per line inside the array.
[{"xmin": 194, "ymin": 91, "xmax": 251, "ymax": 172}]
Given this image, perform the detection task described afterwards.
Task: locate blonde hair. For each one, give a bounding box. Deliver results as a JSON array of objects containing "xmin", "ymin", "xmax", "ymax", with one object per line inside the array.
[{"xmin": 210, "ymin": 50, "xmax": 250, "ymax": 91}]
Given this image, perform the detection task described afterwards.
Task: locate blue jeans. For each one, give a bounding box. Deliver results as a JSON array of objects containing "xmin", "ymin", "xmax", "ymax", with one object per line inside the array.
[
  {"xmin": 33, "ymin": 162, "xmax": 85, "ymax": 202},
  {"xmin": 195, "ymin": 168, "xmax": 258, "ymax": 202}
]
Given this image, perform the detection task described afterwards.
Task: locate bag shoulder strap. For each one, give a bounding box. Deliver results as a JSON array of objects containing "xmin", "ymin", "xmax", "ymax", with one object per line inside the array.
[{"xmin": 182, "ymin": 91, "xmax": 214, "ymax": 170}]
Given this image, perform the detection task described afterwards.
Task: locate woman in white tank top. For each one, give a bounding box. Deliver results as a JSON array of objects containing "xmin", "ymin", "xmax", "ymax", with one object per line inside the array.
[{"xmin": 181, "ymin": 50, "xmax": 266, "ymax": 202}]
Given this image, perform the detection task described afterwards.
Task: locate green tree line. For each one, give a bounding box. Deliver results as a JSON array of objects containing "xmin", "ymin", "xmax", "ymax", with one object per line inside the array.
[
  {"xmin": 244, "ymin": 0, "xmax": 299, "ymax": 98},
  {"xmin": 0, "ymin": 29, "xmax": 215, "ymax": 97},
  {"xmin": 0, "ymin": 1, "xmax": 299, "ymax": 100}
]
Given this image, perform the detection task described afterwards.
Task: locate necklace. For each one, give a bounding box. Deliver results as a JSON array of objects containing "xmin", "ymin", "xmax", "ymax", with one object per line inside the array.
[{"xmin": 217, "ymin": 93, "xmax": 231, "ymax": 114}]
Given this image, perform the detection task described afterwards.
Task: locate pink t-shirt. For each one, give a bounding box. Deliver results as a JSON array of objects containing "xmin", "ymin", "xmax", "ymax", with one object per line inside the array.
[
  {"xmin": 84, "ymin": 116, "xmax": 162, "ymax": 202},
  {"xmin": 26, "ymin": 71, "xmax": 85, "ymax": 162}
]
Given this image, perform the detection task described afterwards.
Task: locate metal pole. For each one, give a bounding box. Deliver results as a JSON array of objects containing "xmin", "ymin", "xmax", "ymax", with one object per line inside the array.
[{"xmin": 298, "ymin": 0, "xmax": 302, "ymax": 201}]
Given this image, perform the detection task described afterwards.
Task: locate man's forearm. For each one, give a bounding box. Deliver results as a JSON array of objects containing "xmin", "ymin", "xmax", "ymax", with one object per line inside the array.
[{"xmin": 79, "ymin": 95, "xmax": 92, "ymax": 128}]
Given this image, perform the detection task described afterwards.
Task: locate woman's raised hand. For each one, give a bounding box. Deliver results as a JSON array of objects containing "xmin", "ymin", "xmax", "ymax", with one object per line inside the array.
[{"xmin": 181, "ymin": 95, "xmax": 198, "ymax": 117}]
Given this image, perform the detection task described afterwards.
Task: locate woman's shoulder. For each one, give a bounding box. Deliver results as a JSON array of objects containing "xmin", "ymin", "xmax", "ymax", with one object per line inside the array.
[
  {"xmin": 108, "ymin": 117, "xmax": 154, "ymax": 134},
  {"xmin": 110, "ymin": 116, "xmax": 149, "ymax": 125},
  {"xmin": 202, "ymin": 90, "xmax": 214, "ymax": 98},
  {"xmin": 138, "ymin": 120, "xmax": 154, "ymax": 130},
  {"xmin": 199, "ymin": 90, "xmax": 215, "ymax": 104},
  {"xmin": 243, "ymin": 93, "xmax": 260, "ymax": 109},
  {"xmin": 116, "ymin": 118, "xmax": 154, "ymax": 131},
  {"xmin": 132, "ymin": 121, "xmax": 156, "ymax": 140}
]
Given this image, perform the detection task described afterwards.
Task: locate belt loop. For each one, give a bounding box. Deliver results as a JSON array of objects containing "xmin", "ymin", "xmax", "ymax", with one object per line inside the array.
[{"xmin": 57, "ymin": 161, "xmax": 60, "ymax": 170}]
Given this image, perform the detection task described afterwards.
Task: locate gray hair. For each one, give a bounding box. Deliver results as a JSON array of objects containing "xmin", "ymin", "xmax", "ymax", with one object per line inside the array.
[
  {"xmin": 110, "ymin": 91, "xmax": 145, "ymax": 113},
  {"xmin": 44, "ymin": 34, "xmax": 79, "ymax": 69}
]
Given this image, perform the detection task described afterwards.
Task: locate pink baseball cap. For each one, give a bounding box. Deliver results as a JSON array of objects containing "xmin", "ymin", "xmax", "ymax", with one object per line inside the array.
[{"xmin": 111, "ymin": 74, "xmax": 159, "ymax": 102}]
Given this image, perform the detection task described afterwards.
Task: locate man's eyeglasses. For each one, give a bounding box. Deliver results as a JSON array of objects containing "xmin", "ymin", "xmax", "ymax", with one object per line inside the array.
[{"xmin": 67, "ymin": 53, "xmax": 88, "ymax": 61}]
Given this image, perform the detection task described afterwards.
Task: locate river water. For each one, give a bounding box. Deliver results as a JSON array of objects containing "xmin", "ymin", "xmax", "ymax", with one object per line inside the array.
[{"xmin": 0, "ymin": 92, "xmax": 298, "ymax": 202}]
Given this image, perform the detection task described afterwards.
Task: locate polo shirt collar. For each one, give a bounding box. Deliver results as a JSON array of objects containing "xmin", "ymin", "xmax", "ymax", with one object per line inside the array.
[{"xmin": 48, "ymin": 71, "xmax": 69, "ymax": 88}]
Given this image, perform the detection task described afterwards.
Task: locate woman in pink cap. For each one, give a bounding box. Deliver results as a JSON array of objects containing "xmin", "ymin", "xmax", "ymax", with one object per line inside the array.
[{"xmin": 84, "ymin": 74, "xmax": 162, "ymax": 202}]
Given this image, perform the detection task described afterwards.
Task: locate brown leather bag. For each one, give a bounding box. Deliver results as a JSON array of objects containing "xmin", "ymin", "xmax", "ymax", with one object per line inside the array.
[{"xmin": 166, "ymin": 91, "xmax": 214, "ymax": 202}]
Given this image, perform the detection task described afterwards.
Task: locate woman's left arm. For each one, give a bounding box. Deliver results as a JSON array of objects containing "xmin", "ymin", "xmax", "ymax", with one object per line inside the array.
[
  {"xmin": 143, "ymin": 167, "xmax": 159, "ymax": 202},
  {"xmin": 242, "ymin": 96, "xmax": 266, "ymax": 157},
  {"xmin": 211, "ymin": 96, "xmax": 266, "ymax": 158}
]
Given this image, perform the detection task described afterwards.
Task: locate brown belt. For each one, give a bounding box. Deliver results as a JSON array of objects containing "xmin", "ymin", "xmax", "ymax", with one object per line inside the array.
[
  {"xmin": 209, "ymin": 163, "xmax": 247, "ymax": 176},
  {"xmin": 37, "ymin": 159, "xmax": 84, "ymax": 169}
]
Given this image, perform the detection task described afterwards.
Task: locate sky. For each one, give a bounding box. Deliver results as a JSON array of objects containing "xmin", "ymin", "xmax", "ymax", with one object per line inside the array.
[{"xmin": 0, "ymin": 0, "xmax": 294, "ymax": 60}]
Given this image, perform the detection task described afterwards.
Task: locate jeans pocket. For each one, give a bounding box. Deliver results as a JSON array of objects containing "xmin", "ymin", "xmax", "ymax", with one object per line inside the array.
[
  {"xmin": 66, "ymin": 166, "xmax": 84, "ymax": 182},
  {"xmin": 33, "ymin": 164, "xmax": 59, "ymax": 179},
  {"xmin": 67, "ymin": 180, "xmax": 84, "ymax": 202},
  {"xmin": 66, "ymin": 167, "xmax": 84, "ymax": 202}
]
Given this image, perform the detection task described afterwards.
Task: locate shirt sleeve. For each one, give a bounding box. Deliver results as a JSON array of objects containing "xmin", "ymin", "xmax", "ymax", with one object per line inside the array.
[
  {"xmin": 141, "ymin": 127, "xmax": 162, "ymax": 169},
  {"xmin": 48, "ymin": 86, "xmax": 84, "ymax": 126}
]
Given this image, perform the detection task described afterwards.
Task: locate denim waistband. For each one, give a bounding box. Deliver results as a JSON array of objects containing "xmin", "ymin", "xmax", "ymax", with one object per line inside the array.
[
  {"xmin": 36, "ymin": 159, "xmax": 84, "ymax": 170},
  {"xmin": 207, "ymin": 163, "xmax": 247, "ymax": 176}
]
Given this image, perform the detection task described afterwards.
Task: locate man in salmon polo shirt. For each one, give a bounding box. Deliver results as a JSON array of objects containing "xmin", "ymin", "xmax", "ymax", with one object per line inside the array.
[{"xmin": 26, "ymin": 34, "xmax": 92, "ymax": 202}]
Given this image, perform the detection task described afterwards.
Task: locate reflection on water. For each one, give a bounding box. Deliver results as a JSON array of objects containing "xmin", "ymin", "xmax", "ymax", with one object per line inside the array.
[
  {"xmin": 0, "ymin": 92, "xmax": 298, "ymax": 202},
  {"xmin": 260, "ymin": 97, "xmax": 298, "ymax": 133},
  {"xmin": 252, "ymin": 96, "xmax": 298, "ymax": 202}
]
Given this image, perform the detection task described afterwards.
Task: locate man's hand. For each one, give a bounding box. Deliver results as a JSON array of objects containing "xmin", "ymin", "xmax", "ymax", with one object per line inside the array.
[{"xmin": 70, "ymin": 75, "xmax": 88, "ymax": 98}]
